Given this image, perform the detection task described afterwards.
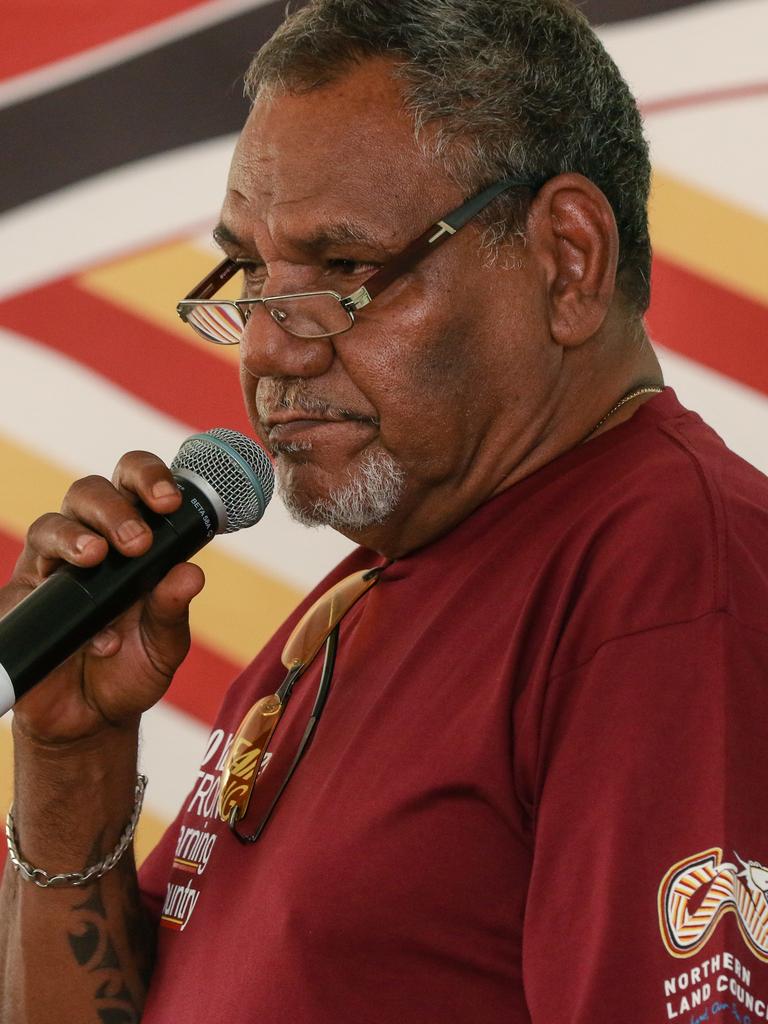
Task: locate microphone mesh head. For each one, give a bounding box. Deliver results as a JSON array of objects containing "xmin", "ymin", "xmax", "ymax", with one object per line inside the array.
[{"xmin": 170, "ymin": 428, "xmax": 274, "ymax": 533}]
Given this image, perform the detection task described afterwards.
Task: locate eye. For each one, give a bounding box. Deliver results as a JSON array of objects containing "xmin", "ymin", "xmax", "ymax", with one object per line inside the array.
[
  {"xmin": 327, "ymin": 258, "xmax": 376, "ymax": 275},
  {"xmin": 238, "ymin": 263, "xmax": 266, "ymax": 297}
]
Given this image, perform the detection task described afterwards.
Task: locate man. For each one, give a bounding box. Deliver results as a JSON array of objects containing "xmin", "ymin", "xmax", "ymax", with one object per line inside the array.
[{"xmin": 2, "ymin": 1, "xmax": 767, "ymax": 1021}]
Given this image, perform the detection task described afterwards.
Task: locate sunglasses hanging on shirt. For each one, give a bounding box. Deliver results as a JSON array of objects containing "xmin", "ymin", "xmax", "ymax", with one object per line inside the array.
[{"xmin": 218, "ymin": 563, "xmax": 388, "ymax": 843}]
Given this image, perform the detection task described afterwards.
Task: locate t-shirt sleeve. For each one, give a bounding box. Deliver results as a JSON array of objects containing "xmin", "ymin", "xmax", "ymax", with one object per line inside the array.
[{"xmin": 522, "ymin": 610, "xmax": 768, "ymax": 1023}]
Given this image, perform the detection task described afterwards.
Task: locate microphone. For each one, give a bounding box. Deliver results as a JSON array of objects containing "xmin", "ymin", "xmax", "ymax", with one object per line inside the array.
[{"xmin": 0, "ymin": 429, "xmax": 274, "ymax": 716}]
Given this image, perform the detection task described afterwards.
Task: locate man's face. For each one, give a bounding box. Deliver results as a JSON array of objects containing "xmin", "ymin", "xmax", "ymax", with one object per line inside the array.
[{"xmin": 220, "ymin": 58, "xmax": 558, "ymax": 556}]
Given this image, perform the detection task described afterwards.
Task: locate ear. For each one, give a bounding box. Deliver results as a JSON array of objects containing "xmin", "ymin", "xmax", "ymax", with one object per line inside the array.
[{"xmin": 527, "ymin": 173, "xmax": 620, "ymax": 348}]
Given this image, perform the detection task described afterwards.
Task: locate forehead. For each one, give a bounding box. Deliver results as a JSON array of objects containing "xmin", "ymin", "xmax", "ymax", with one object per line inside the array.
[{"xmin": 224, "ymin": 58, "xmax": 454, "ymax": 247}]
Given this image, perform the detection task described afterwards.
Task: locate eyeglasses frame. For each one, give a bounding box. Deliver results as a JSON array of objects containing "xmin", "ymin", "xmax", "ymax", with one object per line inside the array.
[{"xmin": 176, "ymin": 176, "xmax": 537, "ymax": 342}]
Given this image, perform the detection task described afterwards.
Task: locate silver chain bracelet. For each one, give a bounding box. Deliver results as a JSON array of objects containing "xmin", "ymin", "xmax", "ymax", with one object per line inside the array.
[{"xmin": 5, "ymin": 775, "xmax": 147, "ymax": 889}]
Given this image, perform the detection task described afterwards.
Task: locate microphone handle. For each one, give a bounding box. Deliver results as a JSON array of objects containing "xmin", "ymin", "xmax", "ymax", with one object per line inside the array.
[{"xmin": 0, "ymin": 476, "xmax": 215, "ymax": 712}]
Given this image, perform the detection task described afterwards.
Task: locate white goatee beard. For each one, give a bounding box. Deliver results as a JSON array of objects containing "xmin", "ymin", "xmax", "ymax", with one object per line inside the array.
[{"xmin": 277, "ymin": 446, "xmax": 405, "ymax": 532}]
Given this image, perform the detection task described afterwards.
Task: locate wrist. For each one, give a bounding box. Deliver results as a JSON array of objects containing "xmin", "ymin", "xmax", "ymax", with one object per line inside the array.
[
  {"xmin": 10, "ymin": 720, "xmax": 141, "ymax": 873},
  {"xmin": 6, "ymin": 775, "xmax": 147, "ymax": 889}
]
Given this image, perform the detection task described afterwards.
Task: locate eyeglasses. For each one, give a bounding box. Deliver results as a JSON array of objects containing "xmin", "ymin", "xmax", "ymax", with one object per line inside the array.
[
  {"xmin": 218, "ymin": 563, "xmax": 386, "ymax": 842},
  {"xmin": 176, "ymin": 177, "xmax": 535, "ymax": 345}
]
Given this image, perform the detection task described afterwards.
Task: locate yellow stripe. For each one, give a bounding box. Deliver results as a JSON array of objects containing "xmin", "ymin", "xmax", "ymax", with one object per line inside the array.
[
  {"xmin": 12, "ymin": 179, "xmax": 766, "ymax": 666},
  {"xmin": 134, "ymin": 806, "xmax": 169, "ymax": 866},
  {"xmin": 0, "ymin": 721, "xmax": 166, "ymax": 867},
  {"xmin": 0, "ymin": 434, "xmax": 303, "ymax": 667},
  {"xmin": 650, "ymin": 170, "xmax": 768, "ymax": 307},
  {"xmin": 78, "ymin": 241, "xmax": 241, "ymax": 366},
  {"xmin": 81, "ymin": 177, "xmax": 768, "ymax": 319}
]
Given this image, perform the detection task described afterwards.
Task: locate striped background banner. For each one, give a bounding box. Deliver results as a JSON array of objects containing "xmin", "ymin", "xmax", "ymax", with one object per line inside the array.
[{"xmin": 1, "ymin": 0, "xmax": 766, "ymax": 863}]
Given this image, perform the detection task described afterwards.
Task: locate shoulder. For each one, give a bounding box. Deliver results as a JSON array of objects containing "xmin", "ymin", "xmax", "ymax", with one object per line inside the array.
[{"xmin": 547, "ymin": 392, "xmax": 768, "ymax": 670}]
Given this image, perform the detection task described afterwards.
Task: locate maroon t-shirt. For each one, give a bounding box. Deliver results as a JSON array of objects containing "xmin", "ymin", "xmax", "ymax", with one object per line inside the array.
[{"xmin": 139, "ymin": 389, "xmax": 768, "ymax": 1022}]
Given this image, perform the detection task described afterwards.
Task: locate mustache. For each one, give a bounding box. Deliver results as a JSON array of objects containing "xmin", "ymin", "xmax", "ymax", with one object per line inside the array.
[{"xmin": 255, "ymin": 379, "xmax": 378, "ymax": 425}]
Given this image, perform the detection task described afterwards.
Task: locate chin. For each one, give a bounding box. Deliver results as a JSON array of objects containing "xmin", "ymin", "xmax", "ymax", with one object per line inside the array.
[{"xmin": 276, "ymin": 447, "xmax": 406, "ymax": 532}]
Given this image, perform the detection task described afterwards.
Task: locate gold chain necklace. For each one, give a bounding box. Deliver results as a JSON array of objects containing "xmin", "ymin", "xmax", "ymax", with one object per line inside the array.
[{"xmin": 584, "ymin": 385, "xmax": 664, "ymax": 442}]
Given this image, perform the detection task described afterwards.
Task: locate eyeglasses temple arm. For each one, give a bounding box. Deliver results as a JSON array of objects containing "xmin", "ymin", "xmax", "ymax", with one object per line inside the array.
[
  {"xmin": 181, "ymin": 257, "xmax": 242, "ymax": 302},
  {"xmin": 445, "ymin": 177, "xmax": 533, "ymax": 230},
  {"xmin": 343, "ymin": 178, "xmax": 534, "ymax": 310}
]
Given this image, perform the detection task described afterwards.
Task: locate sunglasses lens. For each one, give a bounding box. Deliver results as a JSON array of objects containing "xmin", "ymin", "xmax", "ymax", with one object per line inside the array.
[
  {"xmin": 218, "ymin": 694, "xmax": 283, "ymax": 823},
  {"xmin": 281, "ymin": 569, "xmax": 380, "ymax": 670}
]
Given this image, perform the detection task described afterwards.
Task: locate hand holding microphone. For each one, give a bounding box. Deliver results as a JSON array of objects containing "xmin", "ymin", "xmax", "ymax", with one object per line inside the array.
[{"xmin": 0, "ymin": 429, "xmax": 273, "ymax": 746}]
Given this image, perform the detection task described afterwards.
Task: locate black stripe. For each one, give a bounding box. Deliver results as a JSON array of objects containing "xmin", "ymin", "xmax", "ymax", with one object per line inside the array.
[
  {"xmin": 0, "ymin": 2, "xmax": 285, "ymax": 214},
  {"xmin": 1, "ymin": 0, "xmax": 710, "ymax": 215},
  {"xmin": 583, "ymin": 0, "xmax": 707, "ymax": 23}
]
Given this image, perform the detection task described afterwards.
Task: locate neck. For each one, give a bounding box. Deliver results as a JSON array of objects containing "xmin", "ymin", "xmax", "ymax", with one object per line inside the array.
[{"xmin": 346, "ymin": 327, "xmax": 664, "ymax": 558}]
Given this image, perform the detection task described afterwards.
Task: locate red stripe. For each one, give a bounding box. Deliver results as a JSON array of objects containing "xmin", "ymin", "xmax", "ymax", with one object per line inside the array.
[
  {"xmin": 647, "ymin": 255, "xmax": 768, "ymax": 396},
  {"xmin": 1, "ymin": 0, "xmax": 211, "ymax": 81},
  {"xmin": 5, "ymin": 262, "xmax": 768, "ymax": 419},
  {"xmin": 0, "ymin": 527, "xmax": 240, "ymax": 727},
  {"xmin": 0, "ymin": 279, "xmax": 252, "ymax": 437},
  {"xmin": 642, "ymin": 81, "xmax": 768, "ymax": 117},
  {"xmin": 0, "ymin": 530, "xmax": 21, "ymax": 584},
  {"xmin": 166, "ymin": 638, "xmax": 241, "ymax": 726}
]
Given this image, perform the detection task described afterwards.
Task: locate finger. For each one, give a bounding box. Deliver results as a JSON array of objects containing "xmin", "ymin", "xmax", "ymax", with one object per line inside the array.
[
  {"xmin": 138, "ymin": 563, "xmax": 206, "ymax": 678},
  {"xmin": 111, "ymin": 450, "xmax": 182, "ymax": 514},
  {"xmin": 16, "ymin": 511, "xmax": 109, "ymax": 583},
  {"xmin": 59, "ymin": 474, "xmax": 155, "ymax": 557}
]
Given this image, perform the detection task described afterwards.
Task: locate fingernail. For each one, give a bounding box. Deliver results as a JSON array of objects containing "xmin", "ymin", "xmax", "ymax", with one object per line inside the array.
[
  {"xmin": 75, "ymin": 535, "xmax": 96, "ymax": 554},
  {"xmin": 117, "ymin": 520, "xmax": 146, "ymax": 545},
  {"xmin": 152, "ymin": 481, "xmax": 178, "ymax": 499}
]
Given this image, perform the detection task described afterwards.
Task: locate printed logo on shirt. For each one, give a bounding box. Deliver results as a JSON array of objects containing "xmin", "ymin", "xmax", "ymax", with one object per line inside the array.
[
  {"xmin": 658, "ymin": 848, "xmax": 768, "ymax": 963},
  {"xmin": 159, "ymin": 724, "xmax": 274, "ymax": 932},
  {"xmin": 159, "ymin": 726, "xmax": 232, "ymax": 932},
  {"xmin": 661, "ymin": 950, "xmax": 765, "ymax": 1021}
]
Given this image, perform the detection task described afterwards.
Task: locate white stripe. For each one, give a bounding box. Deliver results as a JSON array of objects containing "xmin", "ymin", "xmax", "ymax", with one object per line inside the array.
[
  {"xmin": 0, "ymin": 0, "xmax": 273, "ymax": 111},
  {"xmin": 0, "ymin": 700, "xmax": 209, "ymax": 824},
  {"xmin": 0, "ymin": 327, "xmax": 354, "ymax": 590},
  {"xmin": 0, "ymin": 663, "xmax": 15, "ymax": 717},
  {"xmin": 645, "ymin": 98, "xmax": 768, "ymax": 220},
  {"xmin": 598, "ymin": 0, "xmax": 768, "ymax": 107},
  {"xmin": 655, "ymin": 344, "xmax": 768, "ymax": 478},
  {"xmin": 0, "ymin": 135, "xmax": 237, "ymax": 301},
  {"xmin": 0, "ymin": 4, "xmax": 764, "ymax": 304},
  {"xmin": 138, "ymin": 701, "xmax": 210, "ymax": 823},
  {"xmin": 2, "ymin": 324, "xmax": 765, "ymax": 576},
  {"xmin": 596, "ymin": 1, "xmax": 768, "ymax": 222}
]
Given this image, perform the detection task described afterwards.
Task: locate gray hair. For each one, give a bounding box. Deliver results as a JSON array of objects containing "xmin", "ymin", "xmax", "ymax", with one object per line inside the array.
[{"xmin": 245, "ymin": 0, "xmax": 652, "ymax": 313}]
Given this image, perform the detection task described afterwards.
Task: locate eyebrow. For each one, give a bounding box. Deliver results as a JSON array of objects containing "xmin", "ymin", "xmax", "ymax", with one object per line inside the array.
[
  {"xmin": 212, "ymin": 219, "xmax": 387, "ymax": 258},
  {"xmin": 304, "ymin": 220, "xmax": 383, "ymax": 251},
  {"xmin": 213, "ymin": 222, "xmax": 248, "ymax": 250}
]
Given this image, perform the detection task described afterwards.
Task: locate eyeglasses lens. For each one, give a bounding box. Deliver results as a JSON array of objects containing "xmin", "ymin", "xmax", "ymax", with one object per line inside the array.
[
  {"xmin": 262, "ymin": 295, "xmax": 353, "ymax": 339},
  {"xmin": 181, "ymin": 293, "xmax": 354, "ymax": 345},
  {"xmin": 181, "ymin": 302, "xmax": 243, "ymax": 345}
]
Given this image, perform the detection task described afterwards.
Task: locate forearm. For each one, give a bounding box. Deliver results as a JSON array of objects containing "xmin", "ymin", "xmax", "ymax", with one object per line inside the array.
[{"xmin": 0, "ymin": 723, "xmax": 156, "ymax": 1023}]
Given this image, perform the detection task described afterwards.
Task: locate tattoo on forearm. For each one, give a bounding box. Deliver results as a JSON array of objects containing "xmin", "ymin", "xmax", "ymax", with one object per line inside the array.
[{"xmin": 66, "ymin": 836, "xmax": 149, "ymax": 1024}]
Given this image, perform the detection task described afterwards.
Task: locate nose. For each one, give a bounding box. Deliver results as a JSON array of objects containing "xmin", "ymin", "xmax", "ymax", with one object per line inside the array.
[{"xmin": 239, "ymin": 303, "xmax": 335, "ymax": 381}]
